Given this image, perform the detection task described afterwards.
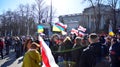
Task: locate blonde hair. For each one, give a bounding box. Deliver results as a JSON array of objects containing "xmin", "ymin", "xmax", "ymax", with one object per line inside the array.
[{"xmin": 63, "ymin": 36, "xmax": 71, "ymax": 42}]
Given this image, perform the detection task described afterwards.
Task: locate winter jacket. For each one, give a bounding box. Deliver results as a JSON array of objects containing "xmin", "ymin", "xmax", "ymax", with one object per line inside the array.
[{"xmin": 22, "ymin": 49, "xmax": 42, "ymax": 67}]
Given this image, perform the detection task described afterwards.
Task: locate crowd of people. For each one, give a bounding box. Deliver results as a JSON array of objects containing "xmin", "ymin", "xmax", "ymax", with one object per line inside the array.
[{"xmin": 0, "ymin": 33, "xmax": 120, "ymax": 67}]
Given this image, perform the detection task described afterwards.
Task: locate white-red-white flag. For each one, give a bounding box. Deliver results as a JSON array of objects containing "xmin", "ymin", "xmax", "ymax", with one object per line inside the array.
[
  {"xmin": 55, "ymin": 22, "xmax": 67, "ymax": 29},
  {"xmin": 78, "ymin": 25, "xmax": 86, "ymax": 32},
  {"xmin": 39, "ymin": 35, "xmax": 59, "ymax": 67},
  {"xmin": 71, "ymin": 28, "xmax": 78, "ymax": 36},
  {"xmin": 78, "ymin": 31, "xmax": 85, "ymax": 37}
]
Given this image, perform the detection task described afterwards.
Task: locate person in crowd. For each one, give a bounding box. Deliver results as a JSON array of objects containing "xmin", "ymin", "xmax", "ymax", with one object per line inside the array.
[
  {"xmin": 99, "ymin": 36, "xmax": 109, "ymax": 60},
  {"xmin": 109, "ymin": 37, "xmax": 120, "ymax": 67},
  {"xmin": 62, "ymin": 36, "xmax": 73, "ymax": 61},
  {"xmin": 0, "ymin": 38, "xmax": 4, "ymax": 59},
  {"xmin": 116, "ymin": 34, "xmax": 120, "ymax": 42},
  {"xmin": 22, "ymin": 42, "xmax": 42, "ymax": 67},
  {"xmin": 79, "ymin": 33, "xmax": 109, "ymax": 67},
  {"xmin": 99, "ymin": 36, "xmax": 105, "ymax": 44},
  {"xmin": 105, "ymin": 36, "xmax": 112, "ymax": 50},
  {"xmin": 5, "ymin": 36, "xmax": 10, "ymax": 55},
  {"xmin": 49, "ymin": 34, "xmax": 60, "ymax": 51},
  {"xmin": 23, "ymin": 39, "xmax": 33, "ymax": 53},
  {"xmin": 21, "ymin": 36, "xmax": 26, "ymax": 54},
  {"xmin": 82, "ymin": 35, "xmax": 89, "ymax": 46},
  {"xmin": 71, "ymin": 37, "xmax": 84, "ymax": 67},
  {"xmin": 49, "ymin": 34, "xmax": 60, "ymax": 63},
  {"xmin": 44, "ymin": 36, "xmax": 50, "ymax": 47},
  {"xmin": 15, "ymin": 37, "xmax": 22, "ymax": 58}
]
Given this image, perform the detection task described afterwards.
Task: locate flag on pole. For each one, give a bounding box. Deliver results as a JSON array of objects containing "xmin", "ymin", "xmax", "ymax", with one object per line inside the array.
[
  {"xmin": 71, "ymin": 28, "xmax": 78, "ymax": 36},
  {"xmin": 39, "ymin": 35, "xmax": 59, "ymax": 67},
  {"xmin": 52, "ymin": 25, "xmax": 64, "ymax": 32},
  {"xmin": 109, "ymin": 24, "xmax": 115, "ymax": 36},
  {"xmin": 78, "ymin": 31, "xmax": 85, "ymax": 37},
  {"xmin": 78, "ymin": 25, "xmax": 86, "ymax": 32},
  {"xmin": 55, "ymin": 22, "xmax": 67, "ymax": 29},
  {"xmin": 37, "ymin": 25, "xmax": 44, "ymax": 33}
]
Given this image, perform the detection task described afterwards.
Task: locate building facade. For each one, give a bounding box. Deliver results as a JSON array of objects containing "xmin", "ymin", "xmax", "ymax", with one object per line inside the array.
[
  {"xmin": 59, "ymin": 4, "xmax": 120, "ymax": 33},
  {"xmin": 59, "ymin": 13, "xmax": 84, "ymax": 32}
]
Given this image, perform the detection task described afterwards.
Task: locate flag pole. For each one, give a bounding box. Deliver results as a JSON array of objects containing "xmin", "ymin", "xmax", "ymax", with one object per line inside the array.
[{"xmin": 49, "ymin": 0, "xmax": 53, "ymax": 36}]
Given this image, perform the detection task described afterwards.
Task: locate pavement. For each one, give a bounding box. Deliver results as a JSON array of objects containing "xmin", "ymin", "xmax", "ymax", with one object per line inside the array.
[{"xmin": 0, "ymin": 49, "xmax": 23, "ymax": 67}]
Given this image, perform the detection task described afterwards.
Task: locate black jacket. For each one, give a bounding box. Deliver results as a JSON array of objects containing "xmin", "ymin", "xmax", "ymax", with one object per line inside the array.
[{"xmin": 79, "ymin": 42, "xmax": 108, "ymax": 67}]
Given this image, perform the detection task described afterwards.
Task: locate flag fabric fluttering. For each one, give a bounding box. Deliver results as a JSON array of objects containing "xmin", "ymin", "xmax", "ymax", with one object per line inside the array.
[
  {"xmin": 37, "ymin": 25, "xmax": 44, "ymax": 33},
  {"xmin": 78, "ymin": 25, "xmax": 86, "ymax": 32},
  {"xmin": 71, "ymin": 28, "xmax": 85, "ymax": 37},
  {"xmin": 52, "ymin": 22, "xmax": 67, "ymax": 32},
  {"xmin": 39, "ymin": 35, "xmax": 59, "ymax": 67},
  {"xmin": 52, "ymin": 23, "xmax": 65, "ymax": 32},
  {"xmin": 109, "ymin": 24, "xmax": 115, "ymax": 36},
  {"xmin": 78, "ymin": 31, "xmax": 85, "ymax": 37},
  {"xmin": 71, "ymin": 28, "xmax": 79, "ymax": 36},
  {"xmin": 55, "ymin": 22, "xmax": 67, "ymax": 29},
  {"xmin": 52, "ymin": 25, "xmax": 62, "ymax": 32}
]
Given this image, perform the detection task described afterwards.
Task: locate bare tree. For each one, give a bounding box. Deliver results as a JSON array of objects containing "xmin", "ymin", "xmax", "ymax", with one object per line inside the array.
[
  {"xmin": 34, "ymin": 0, "xmax": 56, "ymax": 23},
  {"xmin": 0, "ymin": 0, "xmax": 56, "ymax": 36},
  {"xmin": 0, "ymin": 4, "xmax": 37, "ymax": 36},
  {"xmin": 35, "ymin": 0, "xmax": 45, "ymax": 24},
  {"xmin": 83, "ymin": 0, "xmax": 104, "ymax": 32}
]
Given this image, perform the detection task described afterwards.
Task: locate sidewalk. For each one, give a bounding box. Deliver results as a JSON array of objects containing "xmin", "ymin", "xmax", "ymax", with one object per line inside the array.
[
  {"xmin": 0, "ymin": 49, "xmax": 23, "ymax": 67},
  {"xmin": 8, "ymin": 56, "xmax": 23, "ymax": 67}
]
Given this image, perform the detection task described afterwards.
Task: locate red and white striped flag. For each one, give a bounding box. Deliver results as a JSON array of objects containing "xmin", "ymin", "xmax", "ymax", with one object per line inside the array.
[
  {"xmin": 78, "ymin": 31, "xmax": 85, "ymax": 37},
  {"xmin": 78, "ymin": 25, "xmax": 86, "ymax": 32},
  {"xmin": 71, "ymin": 28, "xmax": 78, "ymax": 36},
  {"xmin": 55, "ymin": 22, "xmax": 67, "ymax": 29},
  {"xmin": 39, "ymin": 35, "xmax": 59, "ymax": 67}
]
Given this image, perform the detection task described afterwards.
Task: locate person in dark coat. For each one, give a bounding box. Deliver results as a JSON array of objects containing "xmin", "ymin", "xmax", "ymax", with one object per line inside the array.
[
  {"xmin": 109, "ymin": 37, "xmax": 120, "ymax": 67},
  {"xmin": 5, "ymin": 37, "xmax": 10, "ymax": 55},
  {"xmin": 49, "ymin": 34, "xmax": 60, "ymax": 63},
  {"xmin": 105, "ymin": 37, "xmax": 111, "ymax": 51},
  {"xmin": 71, "ymin": 37, "xmax": 83, "ymax": 67},
  {"xmin": 62, "ymin": 36, "xmax": 73, "ymax": 61},
  {"xmin": 79, "ymin": 33, "xmax": 109, "ymax": 67},
  {"xmin": 15, "ymin": 37, "xmax": 22, "ymax": 58}
]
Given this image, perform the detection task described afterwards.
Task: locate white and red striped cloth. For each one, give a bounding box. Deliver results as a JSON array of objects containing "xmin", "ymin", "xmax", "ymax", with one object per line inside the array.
[
  {"xmin": 71, "ymin": 28, "xmax": 85, "ymax": 37},
  {"xmin": 55, "ymin": 22, "xmax": 67, "ymax": 29},
  {"xmin": 78, "ymin": 31, "xmax": 85, "ymax": 37},
  {"xmin": 78, "ymin": 25, "xmax": 86, "ymax": 32},
  {"xmin": 39, "ymin": 35, "xmax": 59, "ymax": 67},
  {"xmin": 71, "ymin": 28, "xmax": 79, "ymax": 36}
]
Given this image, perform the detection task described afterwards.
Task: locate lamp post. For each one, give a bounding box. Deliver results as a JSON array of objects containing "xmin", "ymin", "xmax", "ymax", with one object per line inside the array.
[
  {"xmin": 49, "ymin": 0, "xmax": 53, "ymax": 35},
  {"xmin": 50, "ymin": 0, "xmax": 52, "ymax": 24}
]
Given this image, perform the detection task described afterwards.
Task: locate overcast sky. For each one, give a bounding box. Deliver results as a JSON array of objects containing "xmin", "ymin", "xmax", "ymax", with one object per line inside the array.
[{"xmin": 0, "ymin": 0, "xmax": 90, "ymax": 16}]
